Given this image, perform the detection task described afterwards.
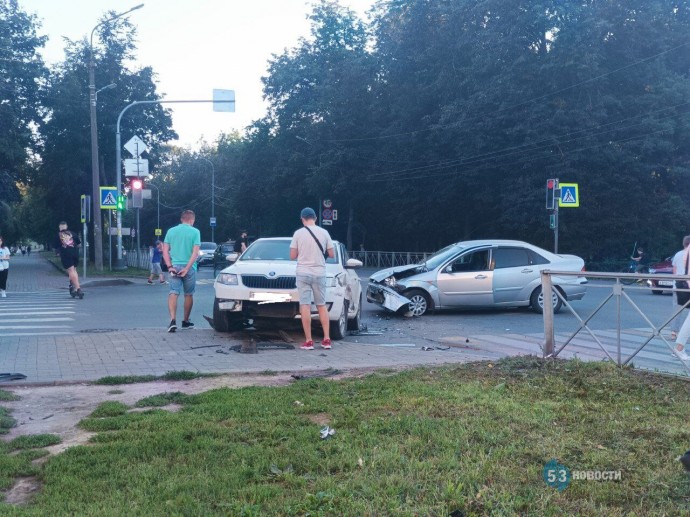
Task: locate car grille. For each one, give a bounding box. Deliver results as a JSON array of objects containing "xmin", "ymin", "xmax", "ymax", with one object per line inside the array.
[{"xmin": 241, "ymin": 275, "xmax": 296, "ymax": 289}]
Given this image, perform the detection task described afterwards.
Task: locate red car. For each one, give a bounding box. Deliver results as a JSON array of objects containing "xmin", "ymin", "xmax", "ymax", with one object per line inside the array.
[{"xmin": 647, "ymin": 256, "xmax": 673, "ymax": 294}]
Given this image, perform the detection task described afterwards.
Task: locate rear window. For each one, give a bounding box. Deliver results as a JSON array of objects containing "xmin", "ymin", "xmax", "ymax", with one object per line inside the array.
[{"xmin": 200, "ymin": 242, "xmax": 216, "ymax": 250}]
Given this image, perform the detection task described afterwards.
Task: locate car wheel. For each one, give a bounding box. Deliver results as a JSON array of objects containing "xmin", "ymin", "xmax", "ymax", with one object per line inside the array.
[
  {"xmin": 347, "ymin": 292, "xmax": 362, "ymax": 331},
  {"xmin": 213, "ymin": 298, "xmax": 242, "ymax": 332},
  {"xmin": 403, "ymin": 289, "xmax": 431, "ymax": 317},
  {"xmin": 331, "ymin": 301, "xmax": 348, "ymax": 340},
  {"xmin": 531, "ymin": 286, "xmax": 563, "ymax": 314}
]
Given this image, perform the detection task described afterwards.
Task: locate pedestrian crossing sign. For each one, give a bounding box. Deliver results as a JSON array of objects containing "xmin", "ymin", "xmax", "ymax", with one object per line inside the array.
[
  {"xmin": 100, "ymin": 186, "xmax": 118, "ymax": 210},
  {"xmin": 558, "ymin": 183, "xmax": 579, "ymax": 208}
]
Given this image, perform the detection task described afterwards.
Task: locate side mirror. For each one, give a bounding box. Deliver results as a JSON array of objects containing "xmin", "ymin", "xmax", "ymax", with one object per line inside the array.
[
  {"xmin": 345, "ymin": 258, "xmax": 363, "ymax": 269},
  {"xmin": 227, "ymin": 252, "xmax": 239, "ymax": 263}
]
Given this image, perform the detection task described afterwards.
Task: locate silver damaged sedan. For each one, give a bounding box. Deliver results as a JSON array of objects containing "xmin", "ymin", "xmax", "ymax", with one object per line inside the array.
[{"xmin": 366, "ymin": 240, "xmax": 587, "ymax": 316}]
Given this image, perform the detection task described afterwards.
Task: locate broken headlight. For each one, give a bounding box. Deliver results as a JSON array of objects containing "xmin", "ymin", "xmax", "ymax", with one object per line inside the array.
[{"xmin": 383, "ymin": 276, "xmax": 397, "ymax": 288}]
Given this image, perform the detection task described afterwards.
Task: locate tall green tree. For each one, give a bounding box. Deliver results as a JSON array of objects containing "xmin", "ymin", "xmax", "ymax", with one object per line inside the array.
[
  {"xmin": 28, "ymin": 13, "xmax": 176, "ymax": 246},
  {"xmin": 0, "ymin": 0, "xmax": 47, "ymax": 242}
]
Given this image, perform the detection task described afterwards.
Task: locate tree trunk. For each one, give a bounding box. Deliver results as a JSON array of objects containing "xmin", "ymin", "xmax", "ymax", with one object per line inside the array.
[{"xmin": 347, "ymin": 205, "xmax": 354, "ymax": 251}]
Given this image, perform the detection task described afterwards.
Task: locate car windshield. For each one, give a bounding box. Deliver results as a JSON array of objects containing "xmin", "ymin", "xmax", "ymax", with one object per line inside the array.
[
  {"xmin": 240, "ymin": 239, "xmax": 338, "ymax": 263},
  {"xmin": 422, "ymin": 243, "xmax": 465, "ymax": 270},
  {"xmin": 200, "ymin": 242, "xmax": 216, "ymax": 251}
]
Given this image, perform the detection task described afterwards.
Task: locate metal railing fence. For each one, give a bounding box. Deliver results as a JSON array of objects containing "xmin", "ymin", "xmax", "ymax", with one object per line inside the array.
[
  {"xmin": 542, "ymin": 270, "xmax": 690, "ymax": 376},
  {"xmin": 349, "ymin": 251, "xmax": 432, "ymax": 269}
]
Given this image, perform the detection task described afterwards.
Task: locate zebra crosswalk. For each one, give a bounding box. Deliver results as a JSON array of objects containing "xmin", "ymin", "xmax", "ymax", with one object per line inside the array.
[{"xmin": 0, "ymin": 290, "xmax": 77, "ymax": 337}]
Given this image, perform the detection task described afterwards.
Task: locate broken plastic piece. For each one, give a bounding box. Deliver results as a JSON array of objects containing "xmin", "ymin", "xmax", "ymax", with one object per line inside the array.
[{"xmin": 320, "ymin": 426, "xmax": 336, "ymax": 439}]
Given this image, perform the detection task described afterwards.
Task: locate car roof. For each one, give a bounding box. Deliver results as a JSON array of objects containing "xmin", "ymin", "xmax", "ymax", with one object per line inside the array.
[{"xmin": 450, "ymin": 239, "xmax": 559, "ymax": 258}]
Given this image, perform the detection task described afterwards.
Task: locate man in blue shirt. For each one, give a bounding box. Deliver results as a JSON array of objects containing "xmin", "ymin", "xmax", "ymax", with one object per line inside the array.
[{"xmin": 162, "ymin": 210, "xmax": 201, "ymax": 332}]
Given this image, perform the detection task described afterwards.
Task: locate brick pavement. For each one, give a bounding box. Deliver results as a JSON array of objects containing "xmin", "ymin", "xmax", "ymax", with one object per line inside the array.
[{"xmin": 4, "ymin": 251, "xmax": 70, "ymax": 292}]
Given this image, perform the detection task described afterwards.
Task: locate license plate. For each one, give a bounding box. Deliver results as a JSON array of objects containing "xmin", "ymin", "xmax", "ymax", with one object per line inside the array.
[
  {"xmin": 250, "ymin": 292, "xmax": 293, "ymax": 303},
  {"xmin": 658, "ymin": 280, "xmax": 673, "ymax": 287}
]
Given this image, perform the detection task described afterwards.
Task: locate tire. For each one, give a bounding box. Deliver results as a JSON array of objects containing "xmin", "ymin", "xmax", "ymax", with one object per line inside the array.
[
  {"xmin": 531, "ymin": 286, "xmax": 563, "ymax": 314},
  {"xmin": 619, "ymin": 267, "xmax": 636, "ymax": 285},
  {"xmin": 347, "ymin": 292, "xmax": 362, "ymax": 331},
  {"xmin": 213, "ymin": 298, "xmax": 242, "ymax": 332},
  {"xmin": 331, "ymin": 300, "xmax": 348, "ymax": 340},
  {"xmin": 403, "ymin": 289, "xmax": 431, "ymax": 317}
]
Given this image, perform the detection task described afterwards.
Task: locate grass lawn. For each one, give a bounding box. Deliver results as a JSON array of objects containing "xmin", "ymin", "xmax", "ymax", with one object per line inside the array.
[{"xmin": 1, "ymin": 357, "xmax": 689, "ymax": 515}]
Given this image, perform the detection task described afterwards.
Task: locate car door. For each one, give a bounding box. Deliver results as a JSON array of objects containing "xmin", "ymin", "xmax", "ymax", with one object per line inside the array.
[
  {"xmin": 340, "ymin": 244, "xmax": 362, "ymax": 309},
  {"xmin": 436, "ymin": 248, "xmax": 493, "ymax": 307},
  {"xmin": 492, "ymin": 246, "xmax": 539, "ymax": 304}
]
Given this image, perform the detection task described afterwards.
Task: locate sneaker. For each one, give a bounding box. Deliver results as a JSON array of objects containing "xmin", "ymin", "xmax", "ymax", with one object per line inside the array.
[
  {"xmin": 321, "ymin": 338, "xmax": 332, "ymax": 350},
  {"xmin": 674, "ymin": 347, "xmax": 690, "ymax": 362},
  {"xmin": 181, "ymin": 320, "xmax": 195, "ymax": 329},
  {"xmin": 0, "ymin": 290, "xmax": 5, "ymax": 298},
  {"xmin": 167, "ymin": 320, "xmax": 177, "ymax": 333},
  {"xmin": 300, "ymin": 341, "xmax": 315, "ymax": 350},
  {"xmin": 147, "ymin": 279, "xmax": 153, "ymax": 284}
]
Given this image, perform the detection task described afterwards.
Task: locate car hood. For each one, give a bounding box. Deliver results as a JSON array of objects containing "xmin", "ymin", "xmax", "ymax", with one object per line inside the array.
[
  {"xmin": 222, "ymin": 260, "xmax": 340, "ymax": 276},
  {"xmin": 370, "ymin": 264, "xmax": 422, "ymax": 282}
]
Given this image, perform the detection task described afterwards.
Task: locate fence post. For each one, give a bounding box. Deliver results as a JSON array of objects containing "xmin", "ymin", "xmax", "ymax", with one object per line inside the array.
[{"xmin": 542, "ymin": 271, "xmax": 555, "ymax": 357}]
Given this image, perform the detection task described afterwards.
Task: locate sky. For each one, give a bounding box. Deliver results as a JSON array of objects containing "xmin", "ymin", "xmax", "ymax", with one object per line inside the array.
[{"xmin": 18, "ymin": 0, "xmax": 375, "ymax": 147}]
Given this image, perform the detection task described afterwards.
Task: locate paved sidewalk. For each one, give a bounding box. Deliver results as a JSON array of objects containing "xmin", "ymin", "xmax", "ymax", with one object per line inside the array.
[
  {"xmin": 1, "ymin": 254, "xmax": 688, "ymax": 385},
  {"xmin": 5, "ymin": 252, "xmax": 133, "ymax": 292}
]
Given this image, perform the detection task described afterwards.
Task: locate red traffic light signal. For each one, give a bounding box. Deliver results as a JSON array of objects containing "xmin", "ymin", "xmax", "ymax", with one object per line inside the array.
[{"xmin": 131, "ymin": 178, "xmax": 144, "ymax": 190}]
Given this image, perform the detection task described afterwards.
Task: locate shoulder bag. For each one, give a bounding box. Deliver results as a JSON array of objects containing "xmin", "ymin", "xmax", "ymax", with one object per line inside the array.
[{"xmin": 304, "ymin": 226, "xmax": 329, "ymax": 260}]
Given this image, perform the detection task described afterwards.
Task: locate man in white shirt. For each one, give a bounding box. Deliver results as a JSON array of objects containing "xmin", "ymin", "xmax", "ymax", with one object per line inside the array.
[
  {"xmin": 290, "ymin": 207, "xmax": 335, "ymax": 350},
  {"xmin": 670, "ymin": 236, "xmax": 690, "ymax": 339}
]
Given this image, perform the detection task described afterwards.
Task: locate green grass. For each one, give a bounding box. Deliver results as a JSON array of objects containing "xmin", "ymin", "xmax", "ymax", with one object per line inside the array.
[
  {"xmin": 9, "ymin": 435, "xmax": 61, "ymax": 450},
  {"xmin": 0, "ymin": 407, "xmax": 16, "ymax": 435},
  {"xmin": 93, "ymin": 370, "xmax": 216, "ymax": 385},
  {"xmin": 89, "ymin": 402, "xmax": 129, "ymax": 418},
  {"xmin": 0, "ymin": 390, "xmax": 19, "ymax": 402},
  {"xmin": 1, "ymin": 357, "xmax": 689, "ymax": 514}
]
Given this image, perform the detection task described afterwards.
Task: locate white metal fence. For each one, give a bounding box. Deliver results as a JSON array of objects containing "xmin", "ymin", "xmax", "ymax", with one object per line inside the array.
[{"xmin": 541, "ymin": 270, "xmax": 690, "ymax": 377}]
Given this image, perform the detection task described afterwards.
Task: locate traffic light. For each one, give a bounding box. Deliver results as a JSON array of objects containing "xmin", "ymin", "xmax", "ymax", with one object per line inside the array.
[
  {"xmin": 131, "ymin": 178, "xmax": 144, "ymax": 208},
  {"xmin": 546, "ymin": 178, "xmax": 558, "ymax": 210},
  {"xmin": 116, "ymin": 194, "xmax": 126, "ymax": 212}
]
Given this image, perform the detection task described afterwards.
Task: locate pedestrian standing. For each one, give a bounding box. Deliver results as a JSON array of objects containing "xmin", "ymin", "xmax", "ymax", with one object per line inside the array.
[
  {"xmin": 53, "ymin": 222, "xmax": 83, "ymax": 298},
  {"xmin": 148, "ymin": 240, "xmax": 166, "ymax": 284},
  {"xmin": 290, "ymin": 207, "xmax": 335, "ymax": 350},
  {"xmin": 674, "ymin": 243, "xmax": 690, "ymax": 362},
  {"xmin": 233, "ymin": 230, "xmax": 249, "ymax": 254},
  {"xmin": 27, "ymin": 245, "xmax": 31, "ymax": 256},
  {"xmin": 0, "ymin": 236, "xmax": 11, "ymax": 297},
  {"xmin": 670, "ymin": 236, "xmax": 690, "ymax": 339},
  {"xmin": 162, "ymin": 209, "xmax": 201, "ymax": 332}
]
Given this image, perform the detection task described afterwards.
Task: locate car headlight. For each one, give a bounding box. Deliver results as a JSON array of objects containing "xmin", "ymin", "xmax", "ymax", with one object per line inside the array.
[
  {"xmin": 217, "ymin": 273, "xmax": 239, "ymax": 285},
  {"xmin": 384, "ymin": 276, "xmax": 397, "ymax": 288}
]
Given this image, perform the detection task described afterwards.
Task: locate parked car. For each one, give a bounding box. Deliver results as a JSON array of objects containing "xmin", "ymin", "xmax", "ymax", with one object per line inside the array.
[
  {"xmin": 366, "ymin": 239, "xmax": 587, "ymax": 316},
  {"xmin": 213, "ymin": 237, "xmax": 363, "ymax": 339},
  {"xmin": 213, "ymin": 241, "xmax": 236, "ymax": 265},
  {"xmin": 647, "ymin": 256, "xmax": 673, "ymax": 295},
  {"xmin": 196, "ymin": 241, "xmax": 218, "ymax": 266}
]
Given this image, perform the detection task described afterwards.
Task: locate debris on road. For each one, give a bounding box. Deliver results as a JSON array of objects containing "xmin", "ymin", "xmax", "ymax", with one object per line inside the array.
[{"xmin": 320, "ymin": 426, "xmax": 336, "ymax": 439}]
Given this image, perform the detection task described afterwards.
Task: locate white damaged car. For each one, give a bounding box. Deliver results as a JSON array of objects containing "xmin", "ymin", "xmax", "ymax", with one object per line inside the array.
[
  {"xmin": 367, "ymin": 239, "xmax": 587, "ymax": 316},
  {"xmin": 213, "ymin": 237, "xmax": 363, "ymax": 339}
]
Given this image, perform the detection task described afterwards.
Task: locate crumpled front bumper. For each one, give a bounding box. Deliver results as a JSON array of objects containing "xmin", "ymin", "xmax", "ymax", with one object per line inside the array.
[{"xmin": 366, "ymin": 282, "xmax": 411, "ymax": 312}]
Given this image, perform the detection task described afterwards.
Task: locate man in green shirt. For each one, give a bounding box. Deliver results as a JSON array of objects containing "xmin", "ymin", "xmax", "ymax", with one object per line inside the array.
[{"xmin": 162, "ymin": 210, "xmax": 201, "ymax": 332}]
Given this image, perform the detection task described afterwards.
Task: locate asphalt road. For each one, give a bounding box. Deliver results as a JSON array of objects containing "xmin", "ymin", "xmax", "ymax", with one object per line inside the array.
[{"xmin": 72, "ymin": 267, "xmax": 685, "ymax": 339}]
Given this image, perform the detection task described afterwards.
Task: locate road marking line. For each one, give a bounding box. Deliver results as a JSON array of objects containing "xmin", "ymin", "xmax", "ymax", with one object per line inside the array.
[
  {"xmin": 0, "ymin": 311, "xmax": 76, "ymax": 316},
  {"xmin": 0, "ymin": 317, "xmax": 73, "ymax": 323}
]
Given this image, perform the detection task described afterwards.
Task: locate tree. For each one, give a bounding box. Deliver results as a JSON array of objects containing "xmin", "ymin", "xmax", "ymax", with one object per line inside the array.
[{"xmin": 0, "ymin": 0, "xmax": 47, "ymax": 242}]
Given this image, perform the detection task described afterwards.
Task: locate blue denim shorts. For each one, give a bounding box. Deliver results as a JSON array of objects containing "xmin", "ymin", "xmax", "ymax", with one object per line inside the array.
[
  {"xmin": 296, "ymin": 275, "xmax": 327, "ymax": 306},
  {"xmin": 169, "ymin": 265, "xmax": 196, "ymax": 296}
]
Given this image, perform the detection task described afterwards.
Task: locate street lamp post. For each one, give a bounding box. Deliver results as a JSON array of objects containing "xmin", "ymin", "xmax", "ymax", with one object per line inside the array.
[
  {"xmin": 115, "ymin": 97, "xmax": 234, "ymax": 268},
  {"xmin": 89, "ymin": 3, "xmax": 144, "ymax": 272},
  {"xmin": 200, "ymin": 158, "xmax": 215, "ymax": 243}
]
